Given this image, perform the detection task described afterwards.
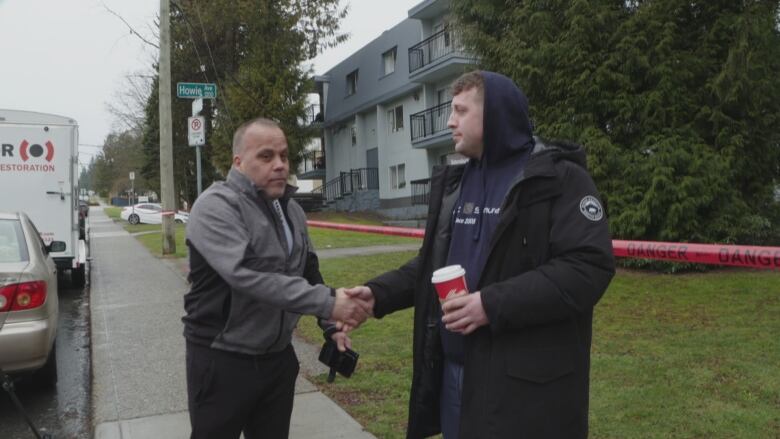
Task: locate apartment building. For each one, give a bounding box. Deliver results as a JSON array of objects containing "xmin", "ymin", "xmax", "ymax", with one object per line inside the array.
[{"xmin": 298, "ymin": 0, "xmax": 475, "ymax": 218}]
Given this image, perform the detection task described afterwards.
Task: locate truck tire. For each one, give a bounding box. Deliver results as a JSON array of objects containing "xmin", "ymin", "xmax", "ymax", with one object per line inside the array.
[{"xmin": 71, "ymin": 264, "xmax": 86, "ymax": 288}]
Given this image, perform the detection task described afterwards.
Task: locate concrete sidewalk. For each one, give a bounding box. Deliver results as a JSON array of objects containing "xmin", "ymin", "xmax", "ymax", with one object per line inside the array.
[{"xmin": 90, "ymin": 206, "xmax": 377, "ymax": 439}]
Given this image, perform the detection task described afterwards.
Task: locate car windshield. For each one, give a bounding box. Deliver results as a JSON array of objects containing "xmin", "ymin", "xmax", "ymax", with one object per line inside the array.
[{"xmin": 0, "ymin": 219, "xmax": 29, "ymax": 263}]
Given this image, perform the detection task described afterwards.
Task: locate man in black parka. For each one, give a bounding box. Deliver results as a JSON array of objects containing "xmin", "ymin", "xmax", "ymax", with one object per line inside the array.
[{"xmin": 347, "ymin": 71, "xmax": 615, "ymax": 438}]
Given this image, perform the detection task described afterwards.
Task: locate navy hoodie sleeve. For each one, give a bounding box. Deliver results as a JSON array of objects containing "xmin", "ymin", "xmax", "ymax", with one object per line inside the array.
[{"xmin": 479, "ymin": 161, "xmax": 615, "ymax": 334}]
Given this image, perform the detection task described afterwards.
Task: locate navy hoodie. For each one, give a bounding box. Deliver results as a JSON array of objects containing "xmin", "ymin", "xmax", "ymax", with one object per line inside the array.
[{"xmin": 441, "ymin": 72, "xmax": 535, "ymax": 364}]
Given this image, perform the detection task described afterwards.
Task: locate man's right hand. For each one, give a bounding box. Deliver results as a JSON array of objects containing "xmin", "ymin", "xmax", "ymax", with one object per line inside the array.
[
  {"xmin": 337, "ymin": 286, "xmax": 375, "ymax": 332},
  {"xmin": 330, "ymin": 288, "xmax": 372, "ymax": 329}
]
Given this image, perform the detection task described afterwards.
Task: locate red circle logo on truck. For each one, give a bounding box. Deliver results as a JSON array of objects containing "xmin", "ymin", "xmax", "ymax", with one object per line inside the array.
[{"xmin": 19, "ymin": 140, "xmax": 55, "ymax": 162}]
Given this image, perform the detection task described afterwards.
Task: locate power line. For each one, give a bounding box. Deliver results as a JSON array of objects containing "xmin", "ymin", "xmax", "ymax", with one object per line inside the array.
[
  {"xmin": 170, "ymin": 1, "xmax": 210, "ymax": 84},
  {"xmin": 190, "ymin": 1, "xmax": 235, "ymax": 126}
]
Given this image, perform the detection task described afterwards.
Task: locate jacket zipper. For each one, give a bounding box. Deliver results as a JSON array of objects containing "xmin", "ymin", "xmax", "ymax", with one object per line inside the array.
[{"xmin": 258, "ymin": 196, "xmax": 290, "ymax": 354}]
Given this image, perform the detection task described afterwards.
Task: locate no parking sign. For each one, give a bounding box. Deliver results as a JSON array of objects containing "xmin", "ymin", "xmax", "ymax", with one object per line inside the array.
[{"xmin": 188, "ymin": 116, "xmax": 205, "ymax": 146}]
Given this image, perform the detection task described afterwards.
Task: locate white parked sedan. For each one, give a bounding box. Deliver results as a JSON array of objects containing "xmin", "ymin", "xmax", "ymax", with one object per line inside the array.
[
  {"xmin": 120, "ymin": 203, "xmax": 189, "ymax": 225},
  {"xmin": 0, "ymin": 211, "xmax": 61, "ymax": 386}
]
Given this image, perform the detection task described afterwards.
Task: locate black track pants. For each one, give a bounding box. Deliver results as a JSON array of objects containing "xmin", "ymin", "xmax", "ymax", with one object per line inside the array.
[{"xmin": 186, "ymin": 341, "xmax": 299, "ymax": 439}]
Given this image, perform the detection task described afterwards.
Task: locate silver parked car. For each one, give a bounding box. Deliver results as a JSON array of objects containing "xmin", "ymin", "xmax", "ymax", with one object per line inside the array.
[{"xmin": 0, "ymin": 212, "xmax": 62, "ymax": 386}]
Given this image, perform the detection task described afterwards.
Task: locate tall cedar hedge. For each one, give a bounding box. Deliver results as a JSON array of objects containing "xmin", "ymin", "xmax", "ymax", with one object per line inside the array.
[{"xmin": 452, "ymin": 0, "xmax": 780, "ymax": 244}]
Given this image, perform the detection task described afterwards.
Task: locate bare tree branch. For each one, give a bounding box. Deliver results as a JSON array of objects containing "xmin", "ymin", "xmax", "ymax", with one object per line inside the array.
[
  {"xmin": 103, "ymin": 2, "xmax": 159, "ymax": 49},
  {"xmin": 106, "ymin": 70, "xmax": 154, "ymax": 132}
]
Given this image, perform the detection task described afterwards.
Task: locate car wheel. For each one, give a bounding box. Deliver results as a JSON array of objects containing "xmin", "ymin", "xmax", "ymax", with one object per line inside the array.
[
  {"xmin": 38, "ymin": 345, "xmax": 58, "ymax": 388},
  {"xmin": 128, "ymin": 213, "xmax": 140, "ymax": 225},
  {"xmin": 71, "ymin": 264, "xmax": 86, "ymax": 288},
  {"xmin": 175, "ymin": 219, "xmax": 183, "ymax": 224}
]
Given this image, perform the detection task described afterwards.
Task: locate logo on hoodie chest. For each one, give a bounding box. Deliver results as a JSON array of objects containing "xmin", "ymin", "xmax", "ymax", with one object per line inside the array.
[{"xmin": 454, "ymin": 202, "xmax": 501, "ymax": 225}]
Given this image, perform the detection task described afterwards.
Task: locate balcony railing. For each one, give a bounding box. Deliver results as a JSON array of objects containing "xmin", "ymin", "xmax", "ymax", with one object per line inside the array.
[
  {"xmin": 299, "ymin": 150, "xmax": 325, "ymax": 173},
  {"xmin": 303, "ymin": 104, "xmax": 323, "ymax": 126},
  {"xmin": 408, "ymin": 27, "xmax": 462, "ymax": 74},
  {"xmin": 410, "ymin": 100, "xmax": 452, "ymax": 142},
  {"xmin": 411, "ymin": 178, "xmax": 431, "ymax": 205},
  {"xmin": 315, "ymin": 168, "xmax": 379, "ymax": 202}
]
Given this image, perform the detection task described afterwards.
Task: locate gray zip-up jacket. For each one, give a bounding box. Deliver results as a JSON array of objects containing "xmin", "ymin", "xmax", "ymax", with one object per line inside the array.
[{"xmin": 182, "ymin": 168, "xmax": 335, "ymax": 355}]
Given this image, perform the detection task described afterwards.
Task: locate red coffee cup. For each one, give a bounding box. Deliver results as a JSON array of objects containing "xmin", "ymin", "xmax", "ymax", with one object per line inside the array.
[{"xmin": 431, "ymin": 265, "xmax": 468, "ymax": 302}]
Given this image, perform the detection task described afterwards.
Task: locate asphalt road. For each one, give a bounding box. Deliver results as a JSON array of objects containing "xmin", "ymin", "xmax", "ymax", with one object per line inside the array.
[{"xmin": 0, "ymin": 274, "xmax": 92, "ymax": 439}]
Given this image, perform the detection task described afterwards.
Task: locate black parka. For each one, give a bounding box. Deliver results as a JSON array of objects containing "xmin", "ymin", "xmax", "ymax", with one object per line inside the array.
[{"xmin": 367, "ymin": 138, "xmax": 615, "ymax": 439}]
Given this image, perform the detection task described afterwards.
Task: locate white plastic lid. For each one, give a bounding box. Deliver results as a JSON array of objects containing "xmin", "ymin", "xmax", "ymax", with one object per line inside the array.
[{"xmin": 431, "ymin": 264, "xmax": 466, "ymax": 284}]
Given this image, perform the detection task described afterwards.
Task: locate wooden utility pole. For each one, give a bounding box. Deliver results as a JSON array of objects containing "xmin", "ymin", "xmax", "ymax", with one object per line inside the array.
[{"xmin": 159, "ymin": 0, "xmax": 176, "ymax": 255}]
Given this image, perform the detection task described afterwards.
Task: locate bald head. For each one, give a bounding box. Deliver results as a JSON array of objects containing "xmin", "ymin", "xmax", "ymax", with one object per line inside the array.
[{"xmin": 232, "ymin": 117, "xmax": 282, "ymax": 156}]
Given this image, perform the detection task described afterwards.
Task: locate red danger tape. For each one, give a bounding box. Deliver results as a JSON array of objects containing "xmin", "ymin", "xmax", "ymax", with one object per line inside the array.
[
  {"xmin": 306, "ymin": 221, "xmax": 780, "ymax": 270},
  {"xmin": 613, "ymin": 240, "xmax": 780, "ymax": 269},
  {"xmin": 161, "ymin": 211, "xmax": 176, "ymax": 216},
  {"xmin": 306, "ymin": 221, "xmax": 424, "ymax": 238}
]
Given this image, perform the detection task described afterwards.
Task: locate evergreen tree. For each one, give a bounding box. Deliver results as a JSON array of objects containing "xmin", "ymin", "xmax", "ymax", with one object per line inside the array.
[
  {"xmin": 452, "ymin": 0, "xmax": 780, "ymax": 244},
  {"xmin": 138, "ymin": 0, "xmax": 347, "ymax": 208}
]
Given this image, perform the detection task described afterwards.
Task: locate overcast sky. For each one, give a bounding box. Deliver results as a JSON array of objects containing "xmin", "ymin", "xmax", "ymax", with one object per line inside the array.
[{"xmin": 0, "ymin": 0, "xmax": 422, "ymax": 167}]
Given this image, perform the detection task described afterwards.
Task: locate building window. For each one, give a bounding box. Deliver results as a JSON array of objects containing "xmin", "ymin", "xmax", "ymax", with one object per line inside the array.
[
  {"xmin": 387, "ymin": 105, "xmax": 404, "ymax": 132},
  {"xmin": 351, "ymin": 126, "xmax": 357, "ymax": 146},
  {"xmin": 346, "ymin": 70, "xmax": 358, "ymax": 96},
  {"xmin": 382, "ymin": 47, "xmax": 397, "ymax": 75},
  {"xmin": 390, "ymin": 163, "xmax": 406, "ymax": 189}
]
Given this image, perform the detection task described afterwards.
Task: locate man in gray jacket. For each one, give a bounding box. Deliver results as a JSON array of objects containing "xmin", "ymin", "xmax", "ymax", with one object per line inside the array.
[{"xmin": 183, "ymin": 117, "xmax": 370, "ymax": 439}]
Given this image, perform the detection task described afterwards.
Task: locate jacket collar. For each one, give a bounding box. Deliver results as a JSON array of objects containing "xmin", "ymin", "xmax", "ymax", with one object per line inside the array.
[{"xmin": 226, "ymin": 167, "xmax": 298, "ymax": 201}]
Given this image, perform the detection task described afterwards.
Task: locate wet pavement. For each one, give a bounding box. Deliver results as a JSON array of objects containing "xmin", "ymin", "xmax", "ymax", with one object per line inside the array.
[{"xmin": 0, "ymin": 276, "xmax": 92, "ymax": 439}]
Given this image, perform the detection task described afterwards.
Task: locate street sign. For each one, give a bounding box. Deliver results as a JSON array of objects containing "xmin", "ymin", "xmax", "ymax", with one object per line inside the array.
[
  {"xmin": 177, "ymin": 82, "xmax": 217, "ymax": 99},
  {"xmin": 129, "ymin": 172, "xmax": 135, "ymax": 180},
  {"xmin": 192, "ymin": 98, "xmax": 203, "ymax": 116},
  {"xmin": 188, "ymin": 116, "xmax": 206, "ymax": 146}
]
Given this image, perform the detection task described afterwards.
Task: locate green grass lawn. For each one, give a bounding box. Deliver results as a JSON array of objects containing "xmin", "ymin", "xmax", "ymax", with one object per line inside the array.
[
  {"xmin": 133, "ymin": 224, "xmax": 188, "ymax": 258},
  {"xmin": 308, "ymin": 227, "xmax": 420, "ymax": 250},
  {"xmin": 298, "ymin": 251, "xmax": 418, "ymax": 438},
  {"xmin": 103, "ymin": 206, "xmax": 122, "ymax": 220},
  {"xmin": 123, "ymin": 223, "xmax": 162, "ymax": 234},
  {"xmin": 116, "ymin": 217, "xmax": 418, "ymax": 260},
  {"xmin": 298, "ymin": 258, "xmax": 780, "ymax": 439}
]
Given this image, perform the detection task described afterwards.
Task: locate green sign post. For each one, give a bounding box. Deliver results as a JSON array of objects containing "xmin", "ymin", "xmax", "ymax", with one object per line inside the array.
[{"xmin": 176, "ymin": 82, "xmax": 217, "ymax": 99}]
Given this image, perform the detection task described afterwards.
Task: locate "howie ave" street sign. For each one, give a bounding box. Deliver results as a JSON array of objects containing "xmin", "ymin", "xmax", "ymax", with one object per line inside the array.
[{"xmin": 177, "ymin": 82, "xmax": 217, "ymax": 99}]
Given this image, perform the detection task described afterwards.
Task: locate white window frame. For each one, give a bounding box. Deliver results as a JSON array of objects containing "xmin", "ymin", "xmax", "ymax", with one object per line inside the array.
[
  {"xmin": 346, "ymin": 70, "xmax": 358, "ymax": 96},
  {"xmin": 389, "ymin": 163, "xmax": 406, "ymax": 190},
  {"xmin": 387, "ymin": 105, "xmax": 404, "ymax": 133},
  {"xmin": 382, "ymin": 47, "xmax": 397, "ymax": 76},
  {"xmin": 390, "ymin": 165, "xmax": 398, "ymax": 190}
]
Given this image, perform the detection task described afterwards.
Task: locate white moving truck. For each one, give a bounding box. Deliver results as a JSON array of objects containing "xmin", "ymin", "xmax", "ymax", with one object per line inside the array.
[{"xmin": 0, "ymin": 109, "xmax": 88, "ymax": 287}]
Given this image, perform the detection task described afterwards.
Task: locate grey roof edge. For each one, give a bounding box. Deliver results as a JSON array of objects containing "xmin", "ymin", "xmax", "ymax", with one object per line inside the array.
[
  {"xmin": 323, "ymin": 82, "xmax": 421, "ymax": 127},
  {"xmin": 408, "ymin": 0, "xmax": 437, "ymax": 18},
  {"xmin": 0, "ymin": 109, "xmax": 78, "ymax": 126}
]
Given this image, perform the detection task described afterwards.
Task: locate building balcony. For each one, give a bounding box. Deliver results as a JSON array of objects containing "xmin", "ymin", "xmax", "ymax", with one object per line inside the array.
[
  {"xmin": 411, "ymin": 178, "xmax": 431, "ymax": 205},
  {"xmin": 408, "ymin": 27, "xmax": 473, "ymax": 83},
  {"xmin": 410, "ymin": 100, "xmax": 453, "ymax": 149},
  {"xmin": 316, "ymin": 168, "xmax": 379, "ymax": 202},
  {"xmin": 303, "ymin": 103, "xmax": 323, "ymax": 128},
  {"xmin": 297, "ymin": 150, "xmax": 326, "ymax": 180}
]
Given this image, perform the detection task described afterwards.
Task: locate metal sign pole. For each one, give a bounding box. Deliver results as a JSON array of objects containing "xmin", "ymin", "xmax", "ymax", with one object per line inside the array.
[{"xmin": 196, "ymin": 145, "xmax": 202, "ymax": 196}]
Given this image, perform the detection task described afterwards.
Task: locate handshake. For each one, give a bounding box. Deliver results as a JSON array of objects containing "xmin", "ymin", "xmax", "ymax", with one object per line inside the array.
[
  {"xmin": 329, "ymin": 286, "xmax": 374, "ymax": 332},
  {"xmin": 320, "ymin": 286, "xmax": 374, "ymax": 354}
]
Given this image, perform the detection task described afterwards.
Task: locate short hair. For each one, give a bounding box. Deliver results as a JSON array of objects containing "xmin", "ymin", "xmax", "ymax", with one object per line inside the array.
[
  {"xmin": 450, "ymin": 71, "xmax": 484, "ymax": 99},
  {"xmin": 232, "ymin": 117, "xmax": 282, "ymax": 156}
]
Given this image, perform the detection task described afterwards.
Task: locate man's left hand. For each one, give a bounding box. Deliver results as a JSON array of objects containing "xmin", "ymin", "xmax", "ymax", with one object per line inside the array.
[
  {"xmin": 330, "ymin": 330, "xmax": 352, "ymax": 352},
  {"xmin": 441, "ymin": 291, "xmax": 489, "ymax": 335}
]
